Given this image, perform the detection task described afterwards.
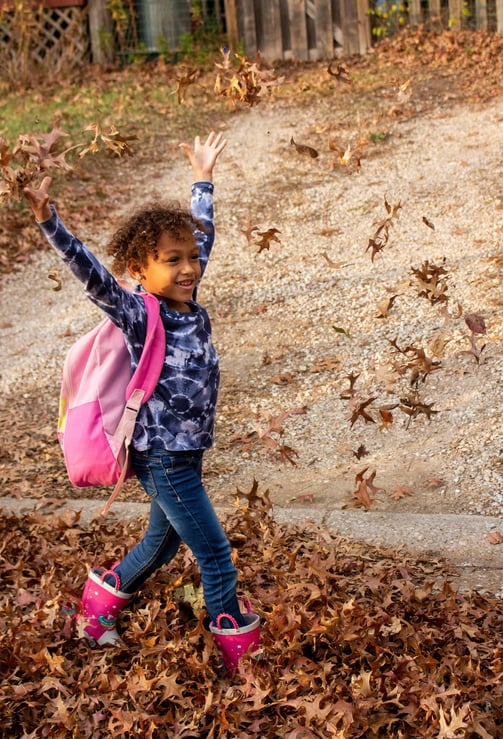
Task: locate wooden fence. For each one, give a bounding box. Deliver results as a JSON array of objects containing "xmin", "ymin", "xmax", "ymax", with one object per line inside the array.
[
  {"xmin": 224, "ymin": 0, "xmax": 371, "ymax": 59},
  {"xmin": 224, "ymin": 0, "xmax": 503, "ymax": 61},
  {"xmin": 1, "ymin": 0, "xmax": 502, "ymax": 74},
  {"xmin": 408, "ymin": 0, "xmax": 503, "ymax": 31}
]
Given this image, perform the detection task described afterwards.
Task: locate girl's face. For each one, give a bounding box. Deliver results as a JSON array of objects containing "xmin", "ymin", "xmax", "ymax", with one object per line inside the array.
[{"xmin": 129, "ymin": 230, "xmax": 201, "ymax": 312}]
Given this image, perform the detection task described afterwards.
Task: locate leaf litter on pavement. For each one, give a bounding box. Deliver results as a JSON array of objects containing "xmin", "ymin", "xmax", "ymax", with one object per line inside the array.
[{"xmin": 0, "ymin": 482, "xmax": 501, "ymax": 738}]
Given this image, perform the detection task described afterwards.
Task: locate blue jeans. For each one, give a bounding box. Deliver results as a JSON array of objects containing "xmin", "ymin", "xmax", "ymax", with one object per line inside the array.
[{"xmin": 112, "ymin": 449, "xmax": 245, "ymax": 627}]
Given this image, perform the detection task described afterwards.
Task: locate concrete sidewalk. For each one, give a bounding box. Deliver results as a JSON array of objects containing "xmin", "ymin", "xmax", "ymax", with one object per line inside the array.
[{"xmin": 1, "ymin": 497, "xmax": 501, "ymax": 595}]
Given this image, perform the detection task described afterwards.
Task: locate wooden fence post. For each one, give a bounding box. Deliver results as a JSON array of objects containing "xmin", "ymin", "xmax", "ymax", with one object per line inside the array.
[
  {"xmin": 236, "ymin": 0, "xmax": 258, "ymax": 56},
  {"xmin": 224, "ymin": 0, "xmax": 239, "ymax": 49},
  {"xmin": 88, "ymin": 0, "xmax": 114, "ymax": 64},
  {"xmin": 315, "ymin": 0, "xmax": 334, "ymax": 58},
  {"xmin": 341, "ymin": 0, "xmax": 361, "ymax": 54},
  {"xmin": 289, "ymin": 0, "xmax": 308, "ymax": 59},
  {"xmin": 475, "ymin": 0, "xmax": 487, "ymax": 29},
  {"xmin": 408, "ymin": 0, "xmax": 422, "ymax": 25},
  {"xmin": 497, "ymin": 0, "xmax": 503, "ymax": 32},
  {"xmin": 448, "ymin": 0, "xmax": 462, "ymax": 29},
  {"xmin": 258, "ymin": 0, "xmax": 284, "ymax": 59},
  {"xmin": 357, "ymin": 0, "xmax": 371, "ymax": 54},
  {"xmin": 429, "ymin": 0, "xmax": 442, "ymax": 21}
]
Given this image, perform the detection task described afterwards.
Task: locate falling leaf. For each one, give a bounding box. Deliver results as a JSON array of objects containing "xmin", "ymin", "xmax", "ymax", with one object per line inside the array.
[
  {"xmin": 376, "ymin": 295, "xmax": 398, "ymax": 318},
  {"xmin": 365, "ymin": 196, "xmax": 401, "ymax": 261},
  {"xmin": 390, "ymin": 342, "xmax": 442, "ymax": 386},
  {"xmin": 0, "ymin": 122, "xmax": 77, "ymax": 201},
  {"xmin": 240, "ymin": 218, "xmax": 258, "ymax": 245},
  {"xmin": 384, "ymin": 195, "xmax": 401, "ymax": 219},
  {"xmin": 411, "ymin": 259, "xmax": 450, "ymax": 305},
  {"xmin": 422, "ymin": 216, "xmax": 435, "ymax": 230},
  {"xmin": 255, "ymin": 227, "xmax": 281, "ymax": 253},
  {"xmin": 231, "ymin": 407, "xmax": 305, "ymax": 464},
  {"xmin": 348, "ymin": 397, "xmax": 377, "ymax": 427},
  {"xmin": 340, "ymin": 372, "xmax": 360, "ymax": 399},
  {"xmin": 321, "ymin": 252, "xmax": 350, "ymax": 269},
  {"xmin": 176, "ymin": 67, "xmax": 200, "ymax": 103},
  {"xmin": 397, "ymin": 79, "xmax": 412, "ymax": 103},
  {"xmin": 327, "ymin": 62, "xmax": 351, "ymax": 83},
  {"xmin": 328, "ymin": 139, "xmax": 363, "ymax": 171},
  {"xmin": 464, "ymin": 313, "xmax": 486, "ymax": 334},
  {"xmin": 47, "ymin": 269, "xmax": 62, "ymax": 291},
  {"xmin": 353, "ymin": 444, "xmax": 369, "ymax": 459},
  {"xmin": 349, "ymin": 467, "xmax": 384, "ymax": 510},
  {"xmin": 366, "ymin": 235, "xmax": 387, "ymax": 261},
  {"xmin": 329, "ymin": 140, "xmax": 352, "ymax": 165},
  {"xmin": 0, "ymin": 137, "xmax": 14, "ymax": 166},
  {"xmin": 235, "ymin": 478, "xmax": 273, "ymax": 511},
  {"xmin": 352, "ymin": 476, "xmax": 374, "ymax": 510},
  {"xmin": 429, "ymin": 331, "xmax": 451, "ymax": 358},
  {"xmin": 79, "ymin": 122, "xmax": 137, "ymax": 159},
  {"xmin": 290, "ymin": 137, "xmax": 319, "ymax": 159},
  {"xmin": 379, "ymin": 408, "xmax": 394, "ymax": 429},
  {"xmin": 399, "ymin": 394, "xmax": 438, "ymax": 428},
  {"xmin": 460, "ymin": 333, "xmax": 487, "ymax": 364},
  {"xmin": 214, "ymin": 50, "xmax": 283, "ymax": 108},
  {"xmin": 332, "ymin": 325, "xmax": 351, "ymax": 338}
]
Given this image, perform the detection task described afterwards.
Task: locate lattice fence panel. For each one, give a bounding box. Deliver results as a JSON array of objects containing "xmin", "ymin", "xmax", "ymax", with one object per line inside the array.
[{"xmin": 0, "ymin": 5, "xmax": 89, "ymax": 81}]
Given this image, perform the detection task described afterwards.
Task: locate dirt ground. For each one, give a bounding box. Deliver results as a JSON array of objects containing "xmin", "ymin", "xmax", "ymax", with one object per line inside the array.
[{"xmin": 1, "ymin": 46, "xmax": 502, "ymax": 592}]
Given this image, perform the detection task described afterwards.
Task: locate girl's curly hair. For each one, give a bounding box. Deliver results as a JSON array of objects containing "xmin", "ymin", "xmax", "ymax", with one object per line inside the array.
[{"xmin": 106, "ymin": 201, "xmax": 204, "ymax": 275}]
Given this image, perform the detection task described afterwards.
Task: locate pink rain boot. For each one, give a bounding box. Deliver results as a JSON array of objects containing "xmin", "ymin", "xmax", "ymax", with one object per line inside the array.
[
  {"xmin": 80, "ymin": 565, "xmax": 131, "ymax": 646},
  {"xmin": 210, "ymin": 598, "xmax": 261, "ymax": 673}
]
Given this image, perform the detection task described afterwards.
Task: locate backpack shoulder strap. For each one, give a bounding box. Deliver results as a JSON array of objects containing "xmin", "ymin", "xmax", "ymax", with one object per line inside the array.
[
  {"xmin": 126, "ymin": 292, "xmax": 165, "ymax": 402},
  {"xmin": 100, "ymin": 293, "xmax": 165, "ymax": 516}
]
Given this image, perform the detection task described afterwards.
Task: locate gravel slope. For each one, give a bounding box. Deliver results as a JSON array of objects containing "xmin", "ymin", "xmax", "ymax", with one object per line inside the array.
[
  {"xmin": 203, "ymin": 95, "xmax": 503, "ymax": 522},
  {"xmin": 1, "ymin": 90, "xmax": 502, "ymax": 531}
]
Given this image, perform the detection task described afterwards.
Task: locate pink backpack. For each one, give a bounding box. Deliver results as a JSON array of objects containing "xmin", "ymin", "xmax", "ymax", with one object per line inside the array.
[{"xmin": 57, "ymin": 292, "xmax": 165, "ymax": 514}]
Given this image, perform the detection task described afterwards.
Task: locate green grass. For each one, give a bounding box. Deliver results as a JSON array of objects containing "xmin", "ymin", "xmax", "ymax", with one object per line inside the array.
[
  {"xmin": 0, "ymin": 61, "xmax": 226, "ymax": 147},
  {"xmin": 0, "ymin": 60, "xmax": 233, "ymax": 272}
]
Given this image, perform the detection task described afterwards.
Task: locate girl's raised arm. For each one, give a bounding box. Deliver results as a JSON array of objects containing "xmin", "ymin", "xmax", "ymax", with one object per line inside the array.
[
  {"xmin": 179, "ymin": 131, "xmax": 227, "ymax": 182},
  {"xmin": 23, "ymin": 176, "xmax": 53, "ymax": 223}
]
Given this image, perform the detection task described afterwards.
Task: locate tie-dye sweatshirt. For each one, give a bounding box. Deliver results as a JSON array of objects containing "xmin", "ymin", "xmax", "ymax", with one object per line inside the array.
[{"xmin": 38, "ymin": 181, "xmax": 220, "ymax": 452}]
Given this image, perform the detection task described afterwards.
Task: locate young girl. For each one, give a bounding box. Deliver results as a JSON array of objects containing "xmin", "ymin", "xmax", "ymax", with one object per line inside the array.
[{"xmin": 24, "ymin": 131, "xmax": 260, "ymax": 672}]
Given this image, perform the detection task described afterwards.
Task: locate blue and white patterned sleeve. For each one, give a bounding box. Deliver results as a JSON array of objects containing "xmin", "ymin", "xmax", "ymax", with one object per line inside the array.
[
  {"xmin": 37, "ymin": 206, "xmax": 147, "ymax": 341},
  {"xmin": 190, "ymin": 181, "xmax": 215, "ymax": 280}
]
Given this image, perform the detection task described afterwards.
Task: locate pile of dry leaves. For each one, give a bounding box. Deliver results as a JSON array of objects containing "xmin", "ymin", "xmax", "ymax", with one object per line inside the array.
[{"xmin": 1, "ymin": 484, "xmax": 501, "ymax": 737}]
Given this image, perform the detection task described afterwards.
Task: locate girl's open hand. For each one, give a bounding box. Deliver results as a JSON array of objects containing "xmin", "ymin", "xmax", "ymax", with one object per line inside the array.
[
  {"xmin": 23, "ymin": 176, "xmax": 53, "ymax": 222},
  {"xmin": 179, "ymin": 131, "xmax": 227, "ymax": 182}
]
